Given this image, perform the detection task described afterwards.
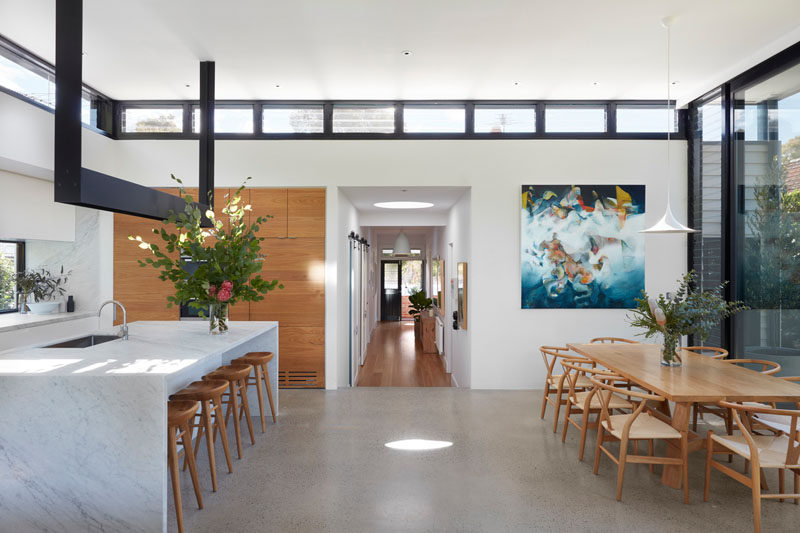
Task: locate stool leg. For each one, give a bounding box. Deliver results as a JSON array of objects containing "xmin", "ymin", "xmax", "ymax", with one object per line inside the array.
[
  {"xmin": 253, "ymin": 367, "xmax": 267, "ymax": 432},
  {"xmin": 181, "ymin": 420, "xmax": 203, "ymax": 509},
  {"xmin": 228, "ymin": 380, "xmax": 244, "ymax": 459},
  {"xmin": 212, "ymin": 395, "xmax": 234, "ymax": 473},
  {"xmin": 200, "ymin": 400, "xmax": 218, "ymax": 491},
  {"xmin": 168, "ymin": 426, "xmax": 184, "ymax": 533},
  {"xmin": 238, "ymin": 377, "xmax": 256, "ymax": 445},
  {"xmin": 262, "ymin": 363, "xmax": 277, "ymax": 423}
]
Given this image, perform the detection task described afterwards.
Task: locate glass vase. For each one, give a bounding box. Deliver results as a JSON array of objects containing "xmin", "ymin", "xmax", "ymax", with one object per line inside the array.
[
  {"xmin": 209, "ymin": 303, "xmax": 229, "ymax": 335},
  {"xmin": 660, "ymin": 330, "xmax": 682, "ymax": 367}
]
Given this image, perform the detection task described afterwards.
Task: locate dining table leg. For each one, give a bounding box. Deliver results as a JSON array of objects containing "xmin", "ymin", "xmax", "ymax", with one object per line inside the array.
[{"xmin": 661, "ymin": 402, "xmax": 690, "ymax": 490}]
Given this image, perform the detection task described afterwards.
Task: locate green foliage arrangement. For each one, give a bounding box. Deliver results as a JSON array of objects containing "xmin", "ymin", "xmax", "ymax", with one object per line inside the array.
[
  {"xmin": 131, "ymin": 175, "xmax": 282, "ymax": 315},
  {"xmin": 16, "ymin": 267, "xmax": 69, "ymax": 303},
  {"xmin": 408, "ymin": 289, "xmax": 433, "ymax": 321},
  {"xmin": 628, "ymin": 272, "xmax": 747, "ymax": 362}
]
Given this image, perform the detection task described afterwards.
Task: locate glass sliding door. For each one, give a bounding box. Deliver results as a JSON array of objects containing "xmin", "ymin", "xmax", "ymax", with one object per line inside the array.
[
  {"xmin": 690, "ymin": 93, "xmax": 725, "ymax": 347},
  {"xmin": 732, "ymin": 62, "xmax": 800, "ymax": 373}
]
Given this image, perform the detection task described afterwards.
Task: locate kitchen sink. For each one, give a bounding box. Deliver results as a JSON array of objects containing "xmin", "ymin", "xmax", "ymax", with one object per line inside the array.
[{"xmin": 43, "ymin": 335, "xmax": 121, "ymax": 348}]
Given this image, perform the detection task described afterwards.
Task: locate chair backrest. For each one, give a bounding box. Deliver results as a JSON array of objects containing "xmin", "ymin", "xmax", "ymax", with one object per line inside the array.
[
  {"xmin": 589, "ymin": 337, "xmax": 639, "ymax": 344},
  {"xmin": 560, "ymin": 359, "xmax": 616, "ymax": 403},
  {"xmin": 719, "ymin": 401, "xmax": 800, "ymax": 467},
  {"xmin": 683, "ymin": 346, "xmax": 728, "ymax": 359},
  {"xmin": 723, "ymin": 358, "xmax": 781, "ymax": 375},
  {"xmin": 589, "ymin": 375, "xmax": 664, "ymax": 435},
  {"xmin": 540, "ymin": 346, "xmax": 586, "ymax": 379}
]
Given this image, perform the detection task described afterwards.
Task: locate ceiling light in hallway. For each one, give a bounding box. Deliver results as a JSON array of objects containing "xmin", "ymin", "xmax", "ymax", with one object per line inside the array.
[
  {"xmin": 385, "ymin": 439, "xmax": 453, "ymax": 451},
  {"xmin": 393, "ymin": 230, "xmax": 411, "ymax": 255},
  {"xmin": 374, "ymin": 201, "xmax": 434, "ymax": 209}
]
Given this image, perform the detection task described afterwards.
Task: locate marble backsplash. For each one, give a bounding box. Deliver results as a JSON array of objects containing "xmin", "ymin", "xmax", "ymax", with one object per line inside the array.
[{"xmin": 25, "ymin": 207, "xmax": 103, "ymax": 313}]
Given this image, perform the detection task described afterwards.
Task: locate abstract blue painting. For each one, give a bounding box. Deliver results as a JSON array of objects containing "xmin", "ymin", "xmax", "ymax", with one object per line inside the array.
[{"xmin": 521, "ymin": 184, "xmax": 645, "ymax": 309}]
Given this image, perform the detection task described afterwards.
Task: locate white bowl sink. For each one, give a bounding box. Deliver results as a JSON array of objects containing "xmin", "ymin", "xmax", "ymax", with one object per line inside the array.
[{"xmin": 26, "ymin": 302, "xmax": 60, "ymax": 315}]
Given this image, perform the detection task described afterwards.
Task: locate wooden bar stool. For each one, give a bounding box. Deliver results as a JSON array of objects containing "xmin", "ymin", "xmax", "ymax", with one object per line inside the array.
[
  {"xmin": 232, "ymin": 352, "xmax": 277, "ymax": 432},
  {"xmin": 170, "ymin": 379, "xmax": 234, "ymax": 492},
  {"xmin": 168, "ymin": 400, "xmax": 203, "ymax": 533},
  {"xmin": 204, "ymin": 364, "xmax": 256, "ymax": 459}
]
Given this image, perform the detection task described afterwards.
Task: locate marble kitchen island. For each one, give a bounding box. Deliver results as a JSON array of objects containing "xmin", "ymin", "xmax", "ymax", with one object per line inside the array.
[{"xmin": 0, "ymin": 320, "xmax": 278, "ymax": 532}]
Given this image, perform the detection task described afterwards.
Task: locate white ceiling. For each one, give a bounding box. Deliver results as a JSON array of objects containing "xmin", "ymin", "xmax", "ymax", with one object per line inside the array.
[
  {"xmin": 341, "ymin": 186, "xmax": 467, "ymax": 214},
  {"xmin": 1, "ymin": 1, "xmax": 800, "ymax": 103}
]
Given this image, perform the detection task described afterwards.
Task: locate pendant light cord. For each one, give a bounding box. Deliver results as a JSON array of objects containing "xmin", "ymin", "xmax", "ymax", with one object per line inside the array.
[{"xmin": 665, "ymin": 20, "xmax": 672, "ymax": 206}]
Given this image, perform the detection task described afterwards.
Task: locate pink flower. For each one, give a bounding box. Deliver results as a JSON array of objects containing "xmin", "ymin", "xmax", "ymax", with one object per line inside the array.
[
  {"xmin": 217, "ymin": 288, "xmax": 232, "ymax": 302},
  {"xmin": 209, "ymin": 285, "xmax": 218, "ymax": 297},
  {"xmin": 221, "ymin": 280, "xmax": 233, "ymax": 291}
]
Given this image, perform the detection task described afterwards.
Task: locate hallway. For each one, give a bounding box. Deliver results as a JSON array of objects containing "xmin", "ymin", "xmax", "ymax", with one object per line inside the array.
[{"xmin": 357, "ymin": 321, "xmax": 451, "ymax": 387}]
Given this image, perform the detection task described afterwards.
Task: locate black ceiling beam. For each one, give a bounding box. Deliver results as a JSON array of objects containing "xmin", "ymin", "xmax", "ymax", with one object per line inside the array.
[
  {"xmin": 199, "ymin": 61, "xmax": 214, "ymax": 209},
  {"xmin": 54, "ymin": 0, "xmax": 208, "ymax": 221}
]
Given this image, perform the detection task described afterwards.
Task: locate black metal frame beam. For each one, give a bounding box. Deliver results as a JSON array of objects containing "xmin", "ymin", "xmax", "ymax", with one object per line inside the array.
[
  {"xmin": 198, "ymin": 61, "xmax": 214, "ymax": 209},
  {"xmin": 53, "ymin": 0, "xmax": 208, "ymax": 221}
]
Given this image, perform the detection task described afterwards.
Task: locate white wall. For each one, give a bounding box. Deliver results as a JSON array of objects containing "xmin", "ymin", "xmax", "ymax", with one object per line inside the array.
[
  {"xmin": 0, "ymin": 92, "xmax": 687, "ymax": 390},
  {"xmin": 0, "ymin": 170, "xmax": 76, "ymax": 241}
]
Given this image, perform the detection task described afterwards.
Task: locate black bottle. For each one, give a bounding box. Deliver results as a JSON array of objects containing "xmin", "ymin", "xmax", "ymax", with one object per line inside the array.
[{"xmin": 66, "ymin": 295, "xmax": 75, "ymax": 312}]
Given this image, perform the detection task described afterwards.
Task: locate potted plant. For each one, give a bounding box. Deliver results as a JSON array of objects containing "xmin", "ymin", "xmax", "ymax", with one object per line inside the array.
[
  {"xmin": 16, "ymin": 267, "xmax": 70, "ymax": 314},
  {"xmin": 132, "ymin": 176, "xmax": 283, "ymax": 334},
  {"xmin": 628, "ymin": 271, "xmax": 747, "ymax": 366},
  {"xmin": 408, "ymin": 289, "xmax": 433, "ymax": 341}
]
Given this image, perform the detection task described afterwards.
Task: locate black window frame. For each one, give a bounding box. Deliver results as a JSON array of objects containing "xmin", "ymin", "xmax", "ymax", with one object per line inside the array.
[
  {"xmin": 0, "ymin": 240, "xmax": 25, "ymax": 314},
  {"xmin": 0, "ymin": 34, "xmax": 114, "ymax": 137},
  {"xmin": 687, "ymin": 40, "xmax": 800, "ymax": 354}
]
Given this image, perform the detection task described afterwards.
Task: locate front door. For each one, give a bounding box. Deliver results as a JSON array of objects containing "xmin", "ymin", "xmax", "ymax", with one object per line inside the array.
[{"xmin": 381, "ymin": 261, "xmax": 401, "ymax": 321}]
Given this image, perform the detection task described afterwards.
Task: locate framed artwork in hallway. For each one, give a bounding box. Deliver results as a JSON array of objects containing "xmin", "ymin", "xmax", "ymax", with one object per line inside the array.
[
  {"xmin": 457, "ymin": 262, "xmax": 467, "ymax": 329},
  {"xmin": 520, "ymin": 184, "xmax": 645, "ymax": 309}
]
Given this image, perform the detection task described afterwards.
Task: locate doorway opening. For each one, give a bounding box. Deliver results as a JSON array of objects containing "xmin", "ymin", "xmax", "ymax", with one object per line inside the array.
[{"xmin": 381, "ymin": 259, "xmax": 425, "ymax": 321}]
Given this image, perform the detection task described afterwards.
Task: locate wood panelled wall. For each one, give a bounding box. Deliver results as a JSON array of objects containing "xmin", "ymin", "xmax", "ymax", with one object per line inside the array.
[{"xmin": 113, "ymin": 187, "xmax": 326, "ymax": 388}]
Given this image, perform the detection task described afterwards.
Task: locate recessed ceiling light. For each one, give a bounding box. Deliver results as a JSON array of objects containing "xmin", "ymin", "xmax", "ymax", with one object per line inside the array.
[
  {"xmin": 275, "ymin": 84, "xmax": 281, "ymax": 88},
  {"xmin": 592, "ymin": 81, "xmax": 599, "ymax": 86},
  {"xmin": 385, "ymin": 439, "xmax": 453, "ymax": 451},
  {"xmin": 374, "ymin": 201, "xmax": 434, "ymax": 209},
  {"xmin": 402, "ymin": 50, "xmax": 412, "ymax": 56},
  {"xmin": 513, "ymin": 81, "xmax": 520, "ymax": 86},
  {"xmin": 185, "ymin": 84, "xmax": 191, "ymax": 88}
]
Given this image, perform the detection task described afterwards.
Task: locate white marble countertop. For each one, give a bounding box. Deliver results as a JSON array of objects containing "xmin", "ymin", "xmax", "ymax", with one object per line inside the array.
[
  {"xmin": 0, "ymin": 310, "xmax": 95, "ymax": 333},
  {"xmin": 0, "ymin": 320, "xmax": 278, "ymax": 376}
]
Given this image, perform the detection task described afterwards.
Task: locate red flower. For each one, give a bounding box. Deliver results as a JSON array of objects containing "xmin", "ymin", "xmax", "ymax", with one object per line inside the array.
[
  {"xmin": 217, "ymin": 288, "xmax": 232, "ymax": 302},
  {"xmin": 209, "ymin": 285, "xmax": 218, "ymax": 297},
  {"xmin": 221, "ymin": 280, "xmax": 233, "ymax": 291}
]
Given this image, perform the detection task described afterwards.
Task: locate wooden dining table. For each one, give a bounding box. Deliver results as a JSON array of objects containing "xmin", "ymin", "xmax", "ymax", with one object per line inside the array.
[{"xmin": 566, "ymin": 343, "xmax": 800, "ymax": 493}]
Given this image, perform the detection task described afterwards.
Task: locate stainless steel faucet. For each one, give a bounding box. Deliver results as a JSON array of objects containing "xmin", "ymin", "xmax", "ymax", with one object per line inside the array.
[{"xmin": 98, "ymin": 300, "xmax": 128, "ymax": 340}]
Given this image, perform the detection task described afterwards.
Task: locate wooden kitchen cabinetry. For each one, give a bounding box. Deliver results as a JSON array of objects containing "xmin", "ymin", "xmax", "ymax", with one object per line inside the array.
[{"xmin": 113, "ymin": 187, "xmax": 326, "ymax": 388}]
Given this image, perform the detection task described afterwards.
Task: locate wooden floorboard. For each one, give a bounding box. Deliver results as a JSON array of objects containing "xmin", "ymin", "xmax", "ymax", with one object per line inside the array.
[{"xmin": 356, "ymin": 321, "xmax": 451, "ymax": 387}]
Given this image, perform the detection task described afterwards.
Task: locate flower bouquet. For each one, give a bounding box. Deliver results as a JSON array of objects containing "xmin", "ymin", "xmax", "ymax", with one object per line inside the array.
[{"xmin": 132, "ymin": 175, "xmax": 282, "ymax": 334}]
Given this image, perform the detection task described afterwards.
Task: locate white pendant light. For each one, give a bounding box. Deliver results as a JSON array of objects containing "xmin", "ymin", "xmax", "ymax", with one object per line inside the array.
[
  {"xmin": 641, "ymin": 16, "xmax": 698, "ymax": 234},
  {"xmin": 393, "ymin": 230, "xmax": 411, "ymax": 256}
]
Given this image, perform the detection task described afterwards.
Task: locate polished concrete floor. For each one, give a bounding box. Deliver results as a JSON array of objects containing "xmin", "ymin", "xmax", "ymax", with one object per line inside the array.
[{"xmin": 170, "ymin": 388, "xmax": 798, "ymax": 532}]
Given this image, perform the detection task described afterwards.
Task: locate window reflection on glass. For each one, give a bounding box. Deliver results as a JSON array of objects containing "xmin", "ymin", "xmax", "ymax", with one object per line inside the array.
[
  {"xmin": 0, "ymin": 49, "xmax": 55, "ymax": 108},
  {"xmin": 124, "ymin": 108, "xmax": 183, "ymax": 133},
  {"xmin": 263, "ymin": 106, "xmax": 323, "ymax": 133},
  {"xmin": 733, "ymin": 61, "xmax": 800, "ymax": 374},
  {"xmin": 0, "ymin": 242, "xmax": 20, "ymax": 312},
  {"xmin": 333, "ymin": 106, "xmax": 395, "ymax": 133},
  {"xmin": 474, "ymin": 106, "xmax": 535, "ymax": 133},
  {"xmin": 192, "ymin": 106, "xmax": 253, "ymax": 133},
  {"xmin": 383, "ymin": 262, "xmax": 399, "ymax": 289},
  {"xmin": 404, "ymin": 106, "xmax": 465, "ymax": 133},
  {"xmin": 545, "ymin": 106, "xmax": 606, "ymax": 132},
  {"xmin": 616, "ymin": 106, "xmax": 676, "ymax": 132}
]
